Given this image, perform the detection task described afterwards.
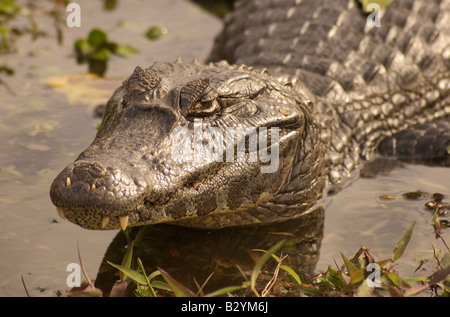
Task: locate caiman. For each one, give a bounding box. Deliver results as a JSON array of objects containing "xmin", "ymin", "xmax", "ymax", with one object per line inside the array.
[{"xmin": 50, "ymin": 0, "xmax": 450, "ymax": 230}]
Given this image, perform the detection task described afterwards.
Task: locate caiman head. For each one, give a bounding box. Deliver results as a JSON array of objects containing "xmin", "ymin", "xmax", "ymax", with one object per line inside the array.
[{"xmin": 50, "ymin": 60, "xmax": 323, "ymax": 230}]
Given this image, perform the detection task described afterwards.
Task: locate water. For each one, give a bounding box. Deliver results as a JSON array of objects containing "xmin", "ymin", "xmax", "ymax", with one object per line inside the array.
[
  {"xmin": 318, "ymin": 164, "xmax": 450, "ymax": 276},
  {"xmin": 0, "ymin": 0, "xmax": 448, "ymax": 297}
]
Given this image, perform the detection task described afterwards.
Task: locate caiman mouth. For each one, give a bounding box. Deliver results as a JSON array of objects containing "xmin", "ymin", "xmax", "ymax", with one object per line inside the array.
[
  {"xmin": 55, "ymin": 207, "xmax": 140, "ymax": 230},
  {"xmin": 50, "ymin": 151, "xmax": 236, "ymax": 230},
  {"xmin": 50, "ymin": 160, "xmax": 151, "ymax": 230},
  {"xmin": 50, "ymin": 159, "xmax": 232, "ymax": 230}
]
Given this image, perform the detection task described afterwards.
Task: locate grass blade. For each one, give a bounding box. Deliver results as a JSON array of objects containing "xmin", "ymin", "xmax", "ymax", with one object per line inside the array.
[
  {"xmin": 392, "ymin": 222, "xmax": 415, "ymax": 261},
  {"xmin": 253, "ymin": 247, "xmax": 302, "ymax": 285},
  {"xmin": 151, "ymin": 280, "xmax": 172, "ymax": 292},
  {"xmin": 205, "ymin": 284, "xmax": 249, "ymax": 297},
  {"xmin": 137, "ymin": 258, "xmax": 156, "ymax": 297},
  {"xmin": 279, "ymin": 265, "xmax": 302, "ymax": 285},
  {"xmin": 158, "ymin": 267, "xmax": 197, "ymax": 297},
  {"xmin": 107, "ymin": 261, "xmax": 147, "ymax": 285},
  {"xmin": 119, "ymin": 240, "xmax": 134, "ymax": 282},
  {"xmin": 250, "ymin": 240, "xmax": 285, "ymax": 296}
]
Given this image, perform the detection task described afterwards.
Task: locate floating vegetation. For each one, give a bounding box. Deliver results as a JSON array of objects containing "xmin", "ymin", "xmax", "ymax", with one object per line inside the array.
[
  {"xmin": 74, "ymin": 28, "xmax": 138, "ymax": 76},
  {"xmin": 0, "ymin": 0, "xmax": 67, "ymax": 94},
  {"xmin": 378, "ymin": 190, "xmax": 450, "ymax": 232},
  {"xmin": 145, "ymin": 26, "xmax": 168, "ymax": 41}
]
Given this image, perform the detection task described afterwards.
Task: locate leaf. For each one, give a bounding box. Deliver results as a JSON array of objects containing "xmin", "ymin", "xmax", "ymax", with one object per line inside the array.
[
  {"xmin": 205, "ymin": 284, "xmax": 249, "ymax": 297},
  {"xmin": 147, "ymin": 270, "xmax": 162, "ymax": 280},
  {"xmin": 107, "ymin": 261, "xmax": 167, "ymax": 294},
  {"xmin": 297, "ymin": 283, "xmax": 322, "ymax": 296},
  {"xmin": 90, "ymin": 48, "xmax": 111, "ymax": 61},
  {"xmin": 119, "ymin": 240, "xmax": 134, "ymax": 282},
  {"xmin": 107, "ymin": 261, "xmax": 147, "ymax": 285},
  {"xmin": 414, "ymin": 254, "xmax": 426, "ymax": 273},
  {"xmin": 158, "ymin": 267, "xmax": 197, "ymax": 297},
  {"xmin": 376, "ymin": 258, "xmax": 392, "ymax": 268},
  {"xmin": 279, "ymin": 265, "xmax": 302, "ymax": 285},
  {"xmin": 392, "ymin": 222, "xmax": 415, "ymax": 261},
  {"xmin": 326, "ymin": 266, "xmax": 346, "ymax": 290},
  {"xmin": 150, "ymin": 280, "xmax": 172, "ymax": 292},
  {"xmin": 145, "ymin": 26, "xmax": 168, "ymax": 41},
  {"xmin": 427, "ymin": 265, "xmax": 450, "ymax": 285},
  {"xmin": 441, "ymin": 252, "xmax": 450, "ymax": 268},
  {"xmin": 349, "ymin": 267, "xmax": 366, "ymax": 285},
  {"xmin": 432, "ymin": 244, "xmax": 441, "ymax": 260},
  {"xmin": 341, "ymin": 252, "xmax": 358, "ymax": 275},
  {"xmin": 74, "ymin": 39, "xmax": 92, "ymax": 55},
  {"xmin": 114, "ymin": 45, "xmax": 139, "ymax": 57},
  {"xmin": 87, "ymin": 29, "xmax": 108, "ymax": 47},
  {"xmin": 385, "ymin": 271, "xmax": 410, "ymax": 288},
  {"xmin": 405, "ymin": 276, "xmax": 429, "ymax": 283}
]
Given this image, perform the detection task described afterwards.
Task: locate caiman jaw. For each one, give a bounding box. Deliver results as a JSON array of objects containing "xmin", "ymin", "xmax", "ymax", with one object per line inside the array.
[
  {"xmin": 50, "ymin": 160, "xmax": 145, "ymax": 230},
  {"xmin": 56, "ymin": 206, "xmax": 129, "ymax": 230}
]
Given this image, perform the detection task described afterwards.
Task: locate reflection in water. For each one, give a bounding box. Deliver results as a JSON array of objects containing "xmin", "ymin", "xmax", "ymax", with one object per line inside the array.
[{"xmin": 95, "ymin": 207, "xmax": 324, "ymax": 296}]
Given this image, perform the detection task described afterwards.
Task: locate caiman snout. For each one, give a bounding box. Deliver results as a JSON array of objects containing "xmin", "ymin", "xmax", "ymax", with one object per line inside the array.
[{"xmin": 50, "ymin": 160, "xmax": 145, "ymax": 230}]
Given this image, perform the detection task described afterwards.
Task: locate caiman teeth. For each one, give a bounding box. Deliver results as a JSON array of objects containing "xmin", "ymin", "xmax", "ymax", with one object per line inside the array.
[
  {"xmin": 119, "ymin": 215, "xmax": 129, "ymax": 230},
  {"xmin": 101, "ymin": 216, "xmax": 110, "ymax": 229},
  {"xmin": 65, "ymin": 177, "xmax": 71, "ymax": 187},
  {"xmin": 57, "ymin": 207, "xmax": 66, "ymax": 220}
]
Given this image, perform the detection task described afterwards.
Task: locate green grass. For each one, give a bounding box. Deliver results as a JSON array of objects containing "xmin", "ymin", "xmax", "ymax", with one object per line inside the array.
[{"xmin": 93, "ymin": 221, "xmax": 449, "ymax": 298}]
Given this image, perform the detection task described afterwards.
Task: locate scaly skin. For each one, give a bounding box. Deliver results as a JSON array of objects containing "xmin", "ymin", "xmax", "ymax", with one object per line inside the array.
[{"xmin": 50, "ymin": 0, "xmax": 450, "ymax": 230}]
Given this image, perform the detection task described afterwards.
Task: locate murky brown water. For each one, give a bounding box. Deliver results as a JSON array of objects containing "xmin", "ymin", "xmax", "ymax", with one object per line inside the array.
[{"xmin": 0, "ymin": 0, "xmax": 448, "ymax": 297}]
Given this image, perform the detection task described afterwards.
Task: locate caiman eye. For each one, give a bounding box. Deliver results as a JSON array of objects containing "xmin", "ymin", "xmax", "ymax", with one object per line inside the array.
[
  {"xmin": 217, "ymin": 97, "xmax": 241, "ymax": 109},
  {"xmin": 188, "ymin": 98, "xmax": 221, "ymax": 116},
  {"xmin": 179, "ymin": 78, "xmax": 220, "ymax": 117}
]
